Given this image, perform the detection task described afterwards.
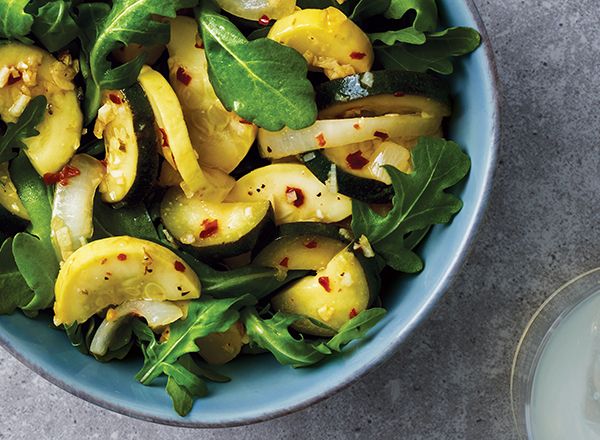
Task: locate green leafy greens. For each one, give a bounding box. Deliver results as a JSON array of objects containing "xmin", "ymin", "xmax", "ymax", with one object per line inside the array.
[
  {"xmin": 197, "ymin": 3, "xmax": 318, "ymax": 131},
  {"xmin": 0, "ymin": 95, "xmax": 47, "ymax": 163},
  {"xmin": 352, "ymin": 137, "xmax": 470, "ymax": 272},
  {"xmin": 242, "ymin": 307, "xmax": 387, "ymax": 368},
  {"xmin": 30, "ymin": 0, "xmax": 79, "ymax": 52},
  {"xmin": 0, "ymin": 0, "xmax": 33, "ymax": 42}
]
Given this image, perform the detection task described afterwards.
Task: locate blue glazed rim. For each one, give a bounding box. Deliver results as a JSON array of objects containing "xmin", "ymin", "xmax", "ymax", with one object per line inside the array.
[{"xmin": 0, "ymin": 0, "xmax": 500, "ymax": 429}]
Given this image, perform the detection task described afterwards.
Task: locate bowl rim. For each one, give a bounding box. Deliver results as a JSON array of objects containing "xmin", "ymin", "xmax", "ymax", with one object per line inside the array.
[{"xmin": 0, "ymin": 0, "xmax": 501, "ymax": 429}]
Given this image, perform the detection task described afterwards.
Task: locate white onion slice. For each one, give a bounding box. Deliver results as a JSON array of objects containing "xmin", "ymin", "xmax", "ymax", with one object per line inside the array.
[
  {"xmin": 51, "ymin": 154, "xmax": 104, "ymax": 261},
  {"xmin": 215, "ymin": 0, "xmax": 296, "ymax": 20},
  {"xmin": 258, "ymin": 114, "xmax": 442, "ymax": 159},
  {"xmin": 90, "ymin": 300, "xmax": 186, "ymax": 357}
]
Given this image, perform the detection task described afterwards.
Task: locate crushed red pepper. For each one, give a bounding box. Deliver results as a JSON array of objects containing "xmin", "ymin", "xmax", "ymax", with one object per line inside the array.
[
  {"xmin": 117, "ymin": 253, "xmax": 127, "ymax": 261},
  {"xmin": 7, "ymin": 73, "xmax": 21, "ymax": 85},
  {"xmin": 393, "ymin": 91, "xmax": 406, "ymax": 97},
  {"xmin": 349, "ymin": 308, "xmax": 358, "ymax": 319},
  {"xmin": 174, "ymin": 261, "xmax": 186, "ymax": 272},
  {"xmin": 318, "ymin": 276, "xmax": 331, "ymax": 292},
  {"xmin": 350, "ymin": 51, "xmax": 367, "ymax": 60},
  {"xmin": 304, "ymin": 240, "xmax": 318, "ymax": 249},
  {"xmin": 279, "ymin": 257, "xmax": 289, "ymax": 268},
  {"xmin": 346, "ymin": 150, "xmax": 369, "ymax": 170},
  {"xmin": 285, "ymin": 187, "xmax": 305, "ymax": 207},
  {"xmin": 159, "ymin": 128, "xmax": 169, "ymax": 148},
  {"xmin": 43, "ymin": 164, "xmax": 81, "ymax": 186},
  {"xmin": 239, "ymin": 118, "xmax": 253, "ymax": 125},
  {"xmin": 108, "ymin": 93, "xmax": 122, "ymax": 104},
  {"xmin": 199, "ymin": 219, "xmax": 219, "ymax": 239},
  {"xmin": 353, "ymin": 123, "xmax": 361, "ymax": 130},
  {"xmin": 258, "ymin": 15, "xmax": 270, "ymax": 26},
  {"xmin": 315, "ymin": 132, "xmax": 327, "ymax": 147},
  {"xmin": 176, "ymin": 67, "xmax": 192, "ymax": 86}
]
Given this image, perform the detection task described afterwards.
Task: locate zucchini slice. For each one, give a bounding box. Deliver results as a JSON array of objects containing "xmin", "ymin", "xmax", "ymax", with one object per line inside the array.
[
  {"xmin": 160, "ymin": 186, "xmax": 275, "ymax": 259},
  {"xmin": 95, "ymin": 85, "xmax": 159, "ymax": 205},
  {"xmin": 226, "ymin": 163, "xmax": 352, "ymax": 224},
  {"xmin": 258, "ymin": 113, "xmax": 442, "ymax": 159},
  {"xmin": 158, "ymin": 161, "xmax": 235, "ymax": 202},
  {"xmin": 0, "ymin": 43, "xmax": 82, "ymax": 175},
  {"xmin": 254, "ymin": 234, "xmax": 346, "ymax": 271},
  {"xmin": 138, "ymin": 65, "xmax": 234, "ymax": 198},
  {"xmin": 316, "ymin": 70, "xmax": 451, "ymax": 119},
  {"xmin": 167, "ymin": 17, "xmax": 257, "ymax": 173},
  {"xmin": 277, "ymin": 222, "xmax": 349, "ymax": 242},
  {"xmin": 267, "ymin": 7, "xmax": 373, "ymax": 79},
  {"xmin": 54, "ymin": 236, "xmax": 201, "ymax": 326},
  {"xmin": 51, "ymin": 154, "xmax": 105, "ymax": 260},
  {"xmin": 271, "ymin": 248, "xmax": 370, "ymax": 336},
  {"xmin": 0, "ymin": 162, "xmax": 29, "ymax": 234},
  {"xmin": 303, "ymin": 139, "xmax": 413, "ymax": 203},
  {"xmin": 196, "ymin": 322, "xmax": 247, "ymax": 365}
]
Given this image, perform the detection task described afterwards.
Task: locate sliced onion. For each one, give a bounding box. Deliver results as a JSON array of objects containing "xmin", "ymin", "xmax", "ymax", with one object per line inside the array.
[
  {"xmin": 258, "ymin": 114, "xmax": 442, "ymax": 159},
  {"xmin": 90, "ymin": 300, "xmax": 186, "ymax": 357},
  {"xmin": 215, "ymin": 0, "xmax": 296, "ymax": 20},
  {"xmin": 51, "ymin": 154, "xmax": 104, "ymax": 261},
  {"xmin": 368, "ymin": 140, "xmax": 413, "ymax": 185}
]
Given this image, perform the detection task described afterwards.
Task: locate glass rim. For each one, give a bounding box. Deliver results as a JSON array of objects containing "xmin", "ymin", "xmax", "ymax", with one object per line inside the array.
[{"xmin": 510, "ymin": 267, "xmax": 600, "ymax": 439}]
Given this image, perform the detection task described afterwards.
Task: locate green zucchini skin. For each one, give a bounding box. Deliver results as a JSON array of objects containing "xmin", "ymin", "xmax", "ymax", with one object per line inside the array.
[
  {"xmin": 316, "ymin": 70, "xmax": 450, "ymax": 109},
  {"xmin": 277, "ymin": 222, "xmax": 350, "ymax": 243},
  {"xmin": 182, "ymin": 205, "xmax": 276, "ymax": 261},
  {"xmin": 302, "ymin": 150, "xmax": 393, "ymax": 203},
  {"xmin": 109, "ymin": 83, "xmax": 160, "ymax": 207}
]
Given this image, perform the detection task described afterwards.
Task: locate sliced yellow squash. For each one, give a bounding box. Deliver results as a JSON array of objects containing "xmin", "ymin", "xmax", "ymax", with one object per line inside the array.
[{"xmin": 54, "ymin": 236, "xmax": 201, "ymax": 325}]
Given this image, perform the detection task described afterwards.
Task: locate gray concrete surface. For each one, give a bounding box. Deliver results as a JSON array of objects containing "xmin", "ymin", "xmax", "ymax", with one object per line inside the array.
[{"xmin": 1, "ymin": 1, "xmax": 599, "ymax": 439}]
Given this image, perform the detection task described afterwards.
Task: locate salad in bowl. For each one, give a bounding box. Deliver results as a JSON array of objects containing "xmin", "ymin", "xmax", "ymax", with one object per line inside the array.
[{"xmin": 0, "ymin": 0, "xmax": 481, "ymax": 418}]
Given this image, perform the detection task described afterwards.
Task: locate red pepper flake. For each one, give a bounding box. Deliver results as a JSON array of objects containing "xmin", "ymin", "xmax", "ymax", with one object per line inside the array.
[
  {"xmin": 393, "ymin": 91, "xmax": 405, "ymax": 97},
  {"xmin": 374, "ymin": 131, "xmax": 389, "ymax": 141},
  {"xmin": 199, "ymin": 219, "xmax": 219, "ymax": 239},
  {"xmin": 279, "ymin": 257, "xmax": 289, "ymax": 268},
  {"xmin": 353, "ymin": 123, "xmax": 361, "ymax": 130},
  {"xmin": 258, "ymin": 15, "xmax": 270, "ymax": 26},
  {"xmin": 43, "ymin": 164, "xmax": 81, "ymax": 186},
  {"xmin": 108, "ymin": 93, "xmax": 122, "ymax": 104},
  {"xmin": 6, "ymin": 73, "xmax": 21, "ymax": 86},
  {"xmin": 239, "ymin": 118, "xmax": 253, "ymax": 125},
  {"xmin": 176, "ymin": 66, "xmax": 192, "ymax": 86},
  {"xmin": 349, "ymin": 308, "xmax": 358, "ymax": 319},
  {"xmin": 315, "ymin": 132, "xmax": 327, "ymax": 147},
  {"xmin": 159, "ymin": 128, "xmax": 169, "ymax": 148},
  {"xmin": 117, "ymin": 253, "xmax": 127, "ymax": 261},
  {"xmin": 346, "ymin": 150, "xmax": 369, "ymax": 170},
  {"xmin": 350, "ymin": 51, "xmax": 367, "ymax": 60},
  {"xmin": 100, "ymin": 159, "xmax": 107, "ymax": 168},
  {"xmin": 195, "ymin": 41, "xmax": 204, "ymax": 49},
  {"xmin": 318, "ymin": 276, "xmax": 331, "ymax": 292},
  {"xmin": 285, "ymin": 186, "xmax": 305, "ymax": 207},
  {"xmin": 304, "ymin": 240, "xmax": 318, "ymax": 249},
  {"xmin": 174, "ymin": 261, "xmax": 186, "ymax": 272}
]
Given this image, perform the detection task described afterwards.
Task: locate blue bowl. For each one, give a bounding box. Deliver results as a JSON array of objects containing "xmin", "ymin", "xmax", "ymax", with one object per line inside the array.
[{"xmin": 0, "ymin": 0, "xmax": 499, "ymax": 427}]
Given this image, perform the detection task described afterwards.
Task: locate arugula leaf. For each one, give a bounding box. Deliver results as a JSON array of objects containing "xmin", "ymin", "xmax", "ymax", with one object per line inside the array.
[
  {"xmin": 350, "ymin": 0, "xmax": 390, "ymax": 21},
  {"xmin": 0, "ymin": 0, "xmax": 33, "ymax": 42},
  {"xmin": 0, "ymin": 238, "xmax": 33, "ymax": 314},
  {"xmin": 135, "ymin": 295, "xmax": 256, "ymax": 384},
  {"xmin": 30, "ymin": 0, "xmax": 79, "ymax": 52},
  {"xmin": 384, "ymin": 0, "xmax": 438, "ymax": 32},
  {"xmin": 0, "ymin": 96, "xmax": 47, "ymax": 163},
  {"xmin": 83, "ymin": 0, "xmax": 195, "ymax": 123},
  {"xmin": 326, "ymin": 308, "xmax": 386, "ymax": 351},
  {"xmin": 179, "ymin": 353, "xmax": 230, "ymax": 383},
  {"xmin": 163, "ymin": 362, "xmax": 208, "ymax": 416},
  {"xmin": 10, "ymin": 153, "xmax": 59, "ymax": 311},
  {"xmin": 93, "ymin": 198, "xmax": 159, "ymax": 242},
  {"xmin": 370, "ymin": 27, "xmax": 426, "ymax": 46},
  {"xmin": 242, "ymin": 309, "xmax": 327, "ymax": 367},
  {"xmin": 197, "ymin": 4, "xmax": 317, "ymax": 131},
  {"xmin": 64, "ymin": 320, "xmax": 97, "ymax": 355},
  {"xmin": 242, "ymin": 307, "xmax": 387, "ymax": 367},
  {"xmin": 351, "ymin": 137, "xmax": 470, "ymax": 272},
  {"xmin": 375, "ymin": 27, "xmax": 481, "ymax": 74}
]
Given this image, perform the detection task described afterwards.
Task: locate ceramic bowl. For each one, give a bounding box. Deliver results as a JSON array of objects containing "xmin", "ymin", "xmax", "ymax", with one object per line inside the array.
[{"xmin": 0, "ymin": 0, "xmax": 499, "ymax": 427}]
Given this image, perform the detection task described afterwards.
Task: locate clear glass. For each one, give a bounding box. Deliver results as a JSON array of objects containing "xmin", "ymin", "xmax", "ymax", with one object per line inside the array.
[{"xmin": 511, "ymin": 268, "xmax": 600, "ymax": 439}]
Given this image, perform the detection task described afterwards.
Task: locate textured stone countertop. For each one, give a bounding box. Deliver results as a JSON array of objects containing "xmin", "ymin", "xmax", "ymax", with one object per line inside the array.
[{"xmin": 1, "ymin": 1, "xmax": 599, "ymax": 439}]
